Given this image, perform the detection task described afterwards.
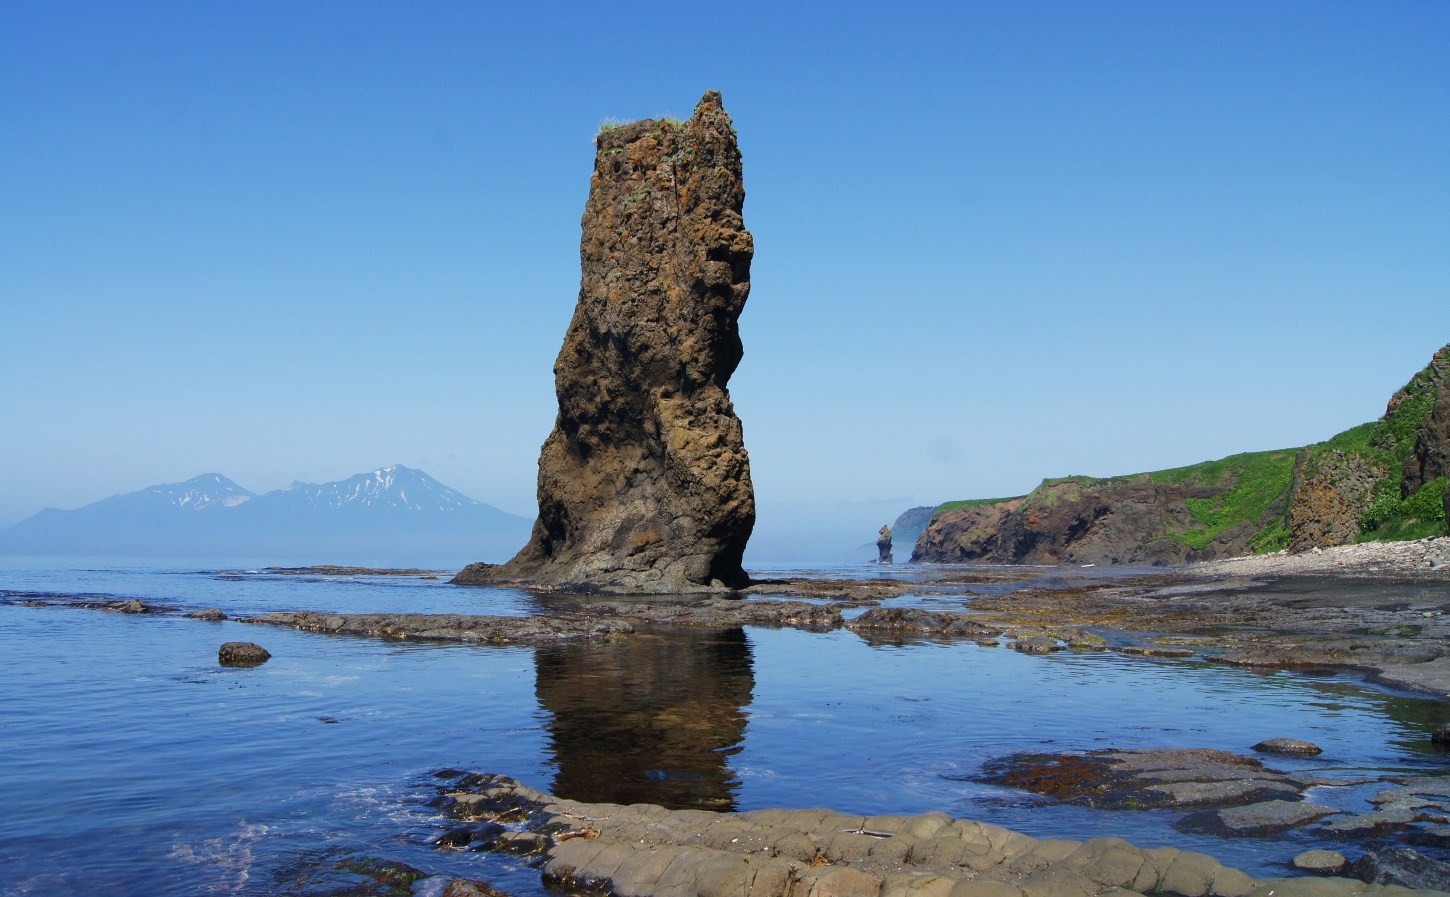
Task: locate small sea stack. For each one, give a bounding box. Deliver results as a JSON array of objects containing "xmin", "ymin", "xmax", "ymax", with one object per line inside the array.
[{"xmin": 457, "ymin": 91, "xmax": 755, "ymax": 593}]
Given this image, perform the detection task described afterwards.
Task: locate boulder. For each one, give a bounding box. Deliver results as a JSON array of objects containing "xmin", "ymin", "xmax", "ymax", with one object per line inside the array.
[
  {"xmin": 1251, "ymin": 738, "xmax": 1323, "ymax": 756},
  {"xmin": 187, "ymin": 608, "xmax": 227, "ymax": 621},
  {"xmin": 1292, "ymin": 850, "xmax": 1348, "ymax": 874},
  {"xmin": 1353, "ymin": 847, "xmax": 1450, "ymax": 891},
  {"xmin": 456, "ymin": 91, "xmax": 755, "ymax": 593},
  {"xmin": 218, "ymin": 641, "xmax": 271, "ymax": 667}
]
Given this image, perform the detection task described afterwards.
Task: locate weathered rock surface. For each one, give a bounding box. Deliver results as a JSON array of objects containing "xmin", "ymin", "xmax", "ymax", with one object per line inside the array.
[
  {"xmin": 247, "ymin": 611, "xmax": 635, "ymax": 644},
  {"xmin": 457, "ymin": 91, "xmax": 755, "ymax": 594},
  {"xmin": 218, "ymin": 641, "xmax": 270, "ymax": 666},
  {"xmin": 977, "ymin": 749, "xmax": 1316, "ymax": 811},
  {"xmin": 1353, "ymin": 848, "xmax": 1450, "ymax": 892},
  {"xmin": 245, "ymin": 599, "xmax": 842, "ymax": 646},
  {"xmin": 1179, "ymin": 800, "xmax": 1338, "ymax": 837},
  {"xmin": 1252, "ymin": 739, "xmax": 1323, "ymax": 757},
  {"xmin": 914, "ymin": 343, "xmax": 1450, "ymax": 565},
  {"xmin": 878, "ymin": 525, "xmax": 894, "ymax": 564},
  {"xmin": 1295, "ymin": 851, "xmax": 1349, "ymax": 875},
  {"xmin": 1288, "ymin": 451, "xmax": 1386, "ymax": 550},
  {"xmin": 913, "ymin": 474, "xmax": 1289, "ymax": 566},
  {"xmin": 430, "ymin": 771, "xmax": 1446, "ymax": 897},
  {"xmin": 1402, "ymin": 347, "xmax": 1450, "ymax": 497}
]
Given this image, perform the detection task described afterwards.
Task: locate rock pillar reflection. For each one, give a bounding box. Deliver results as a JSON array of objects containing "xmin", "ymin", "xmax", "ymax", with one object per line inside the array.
[{"xmin": 533, "ymin": 627, "xmax": 753, "ymax": 811}]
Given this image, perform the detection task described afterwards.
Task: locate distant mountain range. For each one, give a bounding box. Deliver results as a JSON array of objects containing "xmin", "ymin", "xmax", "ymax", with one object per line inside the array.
[{"xmin": 0, "ymin": 465, "xmax": 533, "ymax": 562}]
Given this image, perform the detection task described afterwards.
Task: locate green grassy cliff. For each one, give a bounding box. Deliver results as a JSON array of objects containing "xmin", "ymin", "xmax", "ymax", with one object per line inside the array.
[{"xmin": 914, "ymin": 344, "xmax": 1450, "ymax": 564}]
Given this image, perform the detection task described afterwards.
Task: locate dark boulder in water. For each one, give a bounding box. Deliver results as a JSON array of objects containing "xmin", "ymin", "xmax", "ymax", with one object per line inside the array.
[{"xmin": 218, "ymin": 641, "xmax": 270, "ymax": 666}]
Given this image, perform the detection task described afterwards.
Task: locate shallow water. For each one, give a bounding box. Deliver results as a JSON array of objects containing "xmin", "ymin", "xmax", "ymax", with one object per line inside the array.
[{"xmin": 2, "ymin": 557, "xmax": 1448, "ymax": 895}]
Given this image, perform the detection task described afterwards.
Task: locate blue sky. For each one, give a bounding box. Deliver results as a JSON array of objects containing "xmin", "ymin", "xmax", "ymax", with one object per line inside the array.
[{"xmin": 3, "ymin": 1, "xmax": 1447, "ymax": 561}]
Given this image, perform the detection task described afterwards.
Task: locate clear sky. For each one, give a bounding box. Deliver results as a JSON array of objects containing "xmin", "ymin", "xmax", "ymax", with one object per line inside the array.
[{"xmin": 3, "ymin": 1, "xmax": 1447, "ymax": 562}]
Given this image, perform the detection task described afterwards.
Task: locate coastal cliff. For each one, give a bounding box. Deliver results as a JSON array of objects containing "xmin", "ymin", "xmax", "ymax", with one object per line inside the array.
[
  {"xmin": 914, "ymin": 345, "xmax": 1450, "ymax": 565},
  {"xmin": 456, "ymin": 92, "xmax": 755, "ymax": 592}
]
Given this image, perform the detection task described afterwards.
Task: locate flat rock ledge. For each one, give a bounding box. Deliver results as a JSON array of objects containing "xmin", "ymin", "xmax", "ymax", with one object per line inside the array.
[
  {"xmin": 243, "ymin": 600, "xmax": 843, "ymax": 646},
  {"xmin": 430, "ymin": 772, "xmax": 1441, "ymax": 897},
  {"xmin": 977, "ymin": 749, "xmax": 1450, "ymax": 851}
]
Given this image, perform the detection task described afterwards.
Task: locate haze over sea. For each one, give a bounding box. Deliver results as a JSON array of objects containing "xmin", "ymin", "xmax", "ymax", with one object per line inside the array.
[
  {"xmin": 3, "ymin": 557, "xmax": 1447, "ymax": 895},
  {"xmin": 4, "ymin": 3, "xmax": 1449, "ymax": 555}
]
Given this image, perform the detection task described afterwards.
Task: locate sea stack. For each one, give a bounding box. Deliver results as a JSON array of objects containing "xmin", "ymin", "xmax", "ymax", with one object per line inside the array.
[{"xmin": 456, "ymin": 91, "xmax": 755, "ymax": 593}]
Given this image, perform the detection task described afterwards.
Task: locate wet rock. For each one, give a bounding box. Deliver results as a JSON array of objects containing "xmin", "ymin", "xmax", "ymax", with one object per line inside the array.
[
  {"xmin": 978, "ymin": 748, "xmax": 1313, "ymax": 811},
  {"xmin": 434, "ymin": 822, "xmax": 507, "ymax": 849},
  {"xmin": 246, "ymin": 610, "xmax": 637, "ymax": 645},
  {"xmin": 442, "ymin": 881, "xmax": 513, "ymax": 897},
  {"xmin": 456, "ymin": 92, "xmax": 756, "ymax": 594},
  {"xmin": 1432, "ymin": 725, "xmax": 1450, "ymax": 746},
  {"xmin": 187, "ymin": 608, "xmax": 227, "ymax": 621},
  {"xmin": 1009, "ymin": 636, "xmax": 1062, "ymax": 654},
  {"xmin": 846, "ymin": 607, "xmax": 1000, "ymax": 640},
  {"xmin": 111, "ymin": 599, "xmax": 150, "ymax": 614},
  {"xmin": 1112, "ymin": 645, "xmax": 1195, "ymax": 658},
  {"xmin": 1252, "ymin": 739, "xmax": 1323, "ymax": 756},
  {"xmin": 218, "ymin": 641, "xmax": 271, "ymax": 666},
  {"xmin": 440, "ymin": 772, "xmax": 1304, "ymax": 897},
  {"xmin": 1353, "ymin": 847, "xmax": 1450, "ymax": 891},
  {"xmin": 1293, "ymin": 850, "xmax": 1348, "ymax": 874},
  {"xmin": 1177, "ymin": 800, "xmax": 1338, "ymax": 837}
]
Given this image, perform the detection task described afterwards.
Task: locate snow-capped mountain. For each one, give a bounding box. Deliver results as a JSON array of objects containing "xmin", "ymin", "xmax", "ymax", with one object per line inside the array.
[
  {"xmin": 268, "ymin": 465, "xmax": 481, "ymax": 513},
  {"xmin": 139, "ymin": 473, "xmax": 256, "ymax": 511},
  {"xmin": 0, "ymin": 466, "xmax": 532, "ymax": 563}
]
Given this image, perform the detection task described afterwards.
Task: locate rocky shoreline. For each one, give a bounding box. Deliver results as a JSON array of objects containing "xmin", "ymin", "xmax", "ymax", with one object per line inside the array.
[
  {"xmin": 1191, "ymin": 538, "xmax": 1448, "ymax": 578},
  {"xmin": 420, "ymin": 770, "xmax": 1450, "ymax": 897},
  {"xmin": 8, "ymin": 557, "xmax": 1450, "ymax": 895}
]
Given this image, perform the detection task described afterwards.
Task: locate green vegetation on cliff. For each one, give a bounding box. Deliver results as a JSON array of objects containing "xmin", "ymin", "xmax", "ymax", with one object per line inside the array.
[
  {"xmin": 920, "ymin": 343, "xmax": 1449, "ymax": 563},
  {"xmin": 935, "ymin": 495, "xmax": 1022, "ymax": 514},
  {"xmin": 1153, "ymin": 450, "xmax": 1299, "ymax": 552}
]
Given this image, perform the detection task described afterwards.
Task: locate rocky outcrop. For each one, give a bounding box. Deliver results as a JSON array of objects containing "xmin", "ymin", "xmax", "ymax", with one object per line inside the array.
[
  {"xmin": 913, "ymin": 469, "xmax": 1291, "ymax": 566},
  {"xmin": 430, "ymin": 770, "xmax": 1450, "ymax": 897},
  {"xmin": 1287, "ymin": 450, "xmax": 1385, "ymax": 550},
  {"xmin": 915, "ymin": 344, "xmax": 1450, "ymax": 565},
  {"xmin": 877, "ymin": 525, "xmax": 894, "ymax": 564},
  {"xmin": 1403, "ymin": 346, "xmax": 1450, "ymax": 496},
  {"xmin": 456, "ymin": 92, "xmax": 754, "ymax": 593},
  {"xmin": 218, "ymin": 641, "xmax": 270, "ymax": 666}
]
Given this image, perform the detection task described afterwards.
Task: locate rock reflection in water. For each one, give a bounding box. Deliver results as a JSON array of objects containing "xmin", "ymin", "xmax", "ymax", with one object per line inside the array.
[{"xmin": 533, "ymin": 626, "xmax": 753, "ymax": 811}]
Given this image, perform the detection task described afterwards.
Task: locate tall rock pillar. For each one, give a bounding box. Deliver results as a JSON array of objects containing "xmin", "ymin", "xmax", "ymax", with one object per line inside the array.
[{"xmin": 456, "ymin": 91, "xmax": 755, "ymax": 592}]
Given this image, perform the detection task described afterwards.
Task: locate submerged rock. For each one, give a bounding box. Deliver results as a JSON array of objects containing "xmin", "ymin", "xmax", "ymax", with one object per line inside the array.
[
  {"xmin": 1177, "ymin": 800, "xmax": 1338, "ymax": 837},
  {"xmin": 977, "ymin": 748, "xmax": 1315, "ymax": 811},
  {"xmin": 457, "ymin": 91, "xmax": 755, "ymax": 594}
]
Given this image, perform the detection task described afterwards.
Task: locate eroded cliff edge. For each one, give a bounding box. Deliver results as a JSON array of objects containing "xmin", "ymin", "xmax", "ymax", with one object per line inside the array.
[
  {"xmin": 456, "ymin": 92, "xmax": 755, "ymax": 593},
  {"xmin": 915, "ymin": 344, "xmax": 1450, "ymax": 565}
]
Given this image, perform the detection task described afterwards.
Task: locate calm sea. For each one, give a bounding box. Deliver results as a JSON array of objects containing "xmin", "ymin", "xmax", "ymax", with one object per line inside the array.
[{"xmin": 2, "ymin": 557, "xmax": 1446, "ymax": 895}]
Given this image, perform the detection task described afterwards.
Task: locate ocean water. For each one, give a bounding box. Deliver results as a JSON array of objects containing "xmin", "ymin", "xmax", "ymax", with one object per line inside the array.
[{"xmin": 2, "ymin": 557, "xmax": 1448, "ymax": 895}]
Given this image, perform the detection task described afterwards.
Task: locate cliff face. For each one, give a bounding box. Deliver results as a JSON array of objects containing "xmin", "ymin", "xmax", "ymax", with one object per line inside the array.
[
  {"xmin": 456, "ymin": 92, "xmax": 755, "ymax": 592},
  {"xmin": 912, "ymin": 456, "xmax": 1294, "ymax": 565},
  {"xmin": 915, "ymin": 344, "xmax": 1450, "ymax": 565},
  {"xmin": 1402, "ymin": 346, "xmax": 1450, "ymax": 496}
]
